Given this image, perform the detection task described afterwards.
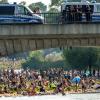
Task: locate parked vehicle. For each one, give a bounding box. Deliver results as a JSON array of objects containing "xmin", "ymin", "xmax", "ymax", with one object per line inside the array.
[
  {"xmin": 61, "ymin": 0, "xmax": 100, "ymax": 22},
  {"xmin": 0, "ymin": 3, "xmax": 44, "ymax": 24}
]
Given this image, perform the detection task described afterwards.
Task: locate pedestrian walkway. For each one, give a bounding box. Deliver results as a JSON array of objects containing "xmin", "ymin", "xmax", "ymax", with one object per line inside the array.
[{"xmin": 0, "ymin": 93, "xmax": 100, "ymax": 100}]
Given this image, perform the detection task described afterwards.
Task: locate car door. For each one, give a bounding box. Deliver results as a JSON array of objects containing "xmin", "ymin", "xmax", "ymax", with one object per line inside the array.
[{"xmin": 14, "ymin": 5, "xmax": 36, "ymax": 23}]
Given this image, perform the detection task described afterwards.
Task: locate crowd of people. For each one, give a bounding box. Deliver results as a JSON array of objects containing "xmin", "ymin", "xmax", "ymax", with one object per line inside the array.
[
  {"xmin": 0, "ymin": 68, "xmax": 98, "ymax": 96},
  {"xmin": 62, "ymin": 5, "xmax": 93, "ymax": 22}
]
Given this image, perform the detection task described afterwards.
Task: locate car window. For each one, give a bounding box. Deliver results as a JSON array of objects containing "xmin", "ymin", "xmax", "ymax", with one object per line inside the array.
[
  {"xmin": 96, "ymin": 5, "xmax": 100, "ymax": 12},
  {"xmin": 0, "ymin": 6, "xmax": 15, "ymax": 15},
  {"xmin": 18, "ymin": 5, "xmax": 32, "ymax": 16},
  {"xmin": 18, "ymin": 6, "xmax": 25, "ymax": 15}
]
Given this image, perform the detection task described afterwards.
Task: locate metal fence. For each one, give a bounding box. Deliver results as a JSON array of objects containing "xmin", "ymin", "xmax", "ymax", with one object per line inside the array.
[
  {"xmin": 39, "ymin": 12, "xmax": 100, "ymax": 24},
  {"xmin": 0, "ymin": 12, "xmax": 100, "ymax": 24},
  {"xmin": 40, "ymin": 13, "xmax": 61, "ymax": 24}
]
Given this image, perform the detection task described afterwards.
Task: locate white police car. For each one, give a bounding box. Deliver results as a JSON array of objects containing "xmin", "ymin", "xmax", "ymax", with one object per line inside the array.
[{"xmin": 0, "ymin": 3, "xmax": 44, "ymax": 24}]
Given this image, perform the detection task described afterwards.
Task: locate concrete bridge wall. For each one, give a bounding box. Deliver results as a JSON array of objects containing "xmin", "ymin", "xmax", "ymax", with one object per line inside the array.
[{"xmin": 0, "ymin": 23, "xmax": 100, "ymax": 56}]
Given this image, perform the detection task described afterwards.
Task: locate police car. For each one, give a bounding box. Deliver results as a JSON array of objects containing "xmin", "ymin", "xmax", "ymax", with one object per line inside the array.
[
  {"xmin": 0, "ymin": 3, "xmax": 44, "ymax": 24},
  {"xmin": 61, "ymin": 0, "xmax": 100, "ymax": 22}
]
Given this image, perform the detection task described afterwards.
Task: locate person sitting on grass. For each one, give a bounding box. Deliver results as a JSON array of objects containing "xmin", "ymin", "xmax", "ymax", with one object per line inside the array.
[
  {"xmin": 72, "ymin": 74, "xmax": 81, "ymax": 92},
  {"xmin": 55, "ymin": 79, "xmax": 66, "ymax": 95},
  {"xmin": 81, "ymin": 78, "xmax": 87, "ymax": 93},
  {"xmin": 27, "ymin": 82, "xmax": 36, "ymax": 96}
]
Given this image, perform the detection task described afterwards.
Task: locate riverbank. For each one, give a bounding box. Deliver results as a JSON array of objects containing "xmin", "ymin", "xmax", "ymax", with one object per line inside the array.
[
  {"xmin": 0, "ymin": 90, "xmax": 100, "ymax": 97},
  {"xmin": 0, "ymin": 93, "xmax": 100, "ymax": 100}
]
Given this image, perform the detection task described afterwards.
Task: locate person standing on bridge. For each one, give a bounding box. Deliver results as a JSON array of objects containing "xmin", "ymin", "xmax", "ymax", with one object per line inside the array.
[
  {"xmin": 77, "ymin": 5, "xmax": 82, "ymax": 22},
  {"xmin": 70, "ymin": 5, "xmax": 74, "ymax": 22},
  {"xmin": 85, "ymin": 5, "xmax": 92, "ymax": 21},
  {"xmin": 66, "ymin": 6, "xmax": 69, "ymax": 22},
  {"xmin": 33, "ymin": 7, "xmax": 41, "ymax": 16}
]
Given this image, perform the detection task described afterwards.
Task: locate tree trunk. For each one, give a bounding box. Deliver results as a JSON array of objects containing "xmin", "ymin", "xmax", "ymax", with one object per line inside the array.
[
  {"xmin": 89, "ymin": 65, "xmax": 92, "ymax": 76},
  {"xmin": 93, "ymin": 69, "xmax": 95, "ymax": 77},
  {"xmin": 72, "ymin": 69, "xmax": 74, "ymax": 78},
  {"xmin": 98, "ymin": 67, "xmax": 100, "ymax": 78}
]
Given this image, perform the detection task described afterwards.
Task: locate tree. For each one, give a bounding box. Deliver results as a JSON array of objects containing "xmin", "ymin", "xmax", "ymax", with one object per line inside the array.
[
  {"xmin": 29, "ymin": 2, "xmax": 47, "ymax": 12},
  {"xmin": 22, "ymin": 49, "xmax": 65, "ymax": 70},
  {"xmin": 86, "ymin": 47, "xmax": 98, "ymax": 75},
  {"xmin": 0, "ymin": 0, "xmax": 8, "ymax": 3},
  {"xmin": 29, "ymin": 50, "xmax": 44, "ymax": 61},
  {"xmin": 19, "ymin": 1, "xmax": 26, "ymax": 5},
  {"xmin": 48, "ymin": 8, "xmax": 59, "ymax": 13},
  {"xmin": 63, "ymin": 47, "xmax": 98, "ymax": 74},
  {"xmin": 22, "ymin": 57, "xmax": 41, "ymax": 70},
  {"xmin": 94, "ymin": 48, "xmax": 100, "ymax": 77},
  {"xmin": 51, "ymin": 0, "xmax": 63, "ymax": 6},
  {"xmin": 41, "ymin": 60, "xmax": 65, "ymax": 70},
  {"xmin": 22, "ymin": 50, "xmax": 44, "ymax": 70}
]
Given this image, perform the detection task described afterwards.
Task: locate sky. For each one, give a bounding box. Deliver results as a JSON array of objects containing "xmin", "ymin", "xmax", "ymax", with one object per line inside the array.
[{"xmin": 8, "ymin": 0, "xmax": 51, "ymax": 6}]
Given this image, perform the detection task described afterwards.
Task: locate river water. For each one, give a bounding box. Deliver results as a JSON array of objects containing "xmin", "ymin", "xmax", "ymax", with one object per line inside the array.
[{"xmin": 0, "ymin": 93, "xmax": 100, "ymax": 100}]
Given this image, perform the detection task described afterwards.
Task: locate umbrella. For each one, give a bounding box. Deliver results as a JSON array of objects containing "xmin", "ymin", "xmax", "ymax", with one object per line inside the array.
[{"xmin": 72, "ymin": 76, "xmax": 81, "ymax": 84}]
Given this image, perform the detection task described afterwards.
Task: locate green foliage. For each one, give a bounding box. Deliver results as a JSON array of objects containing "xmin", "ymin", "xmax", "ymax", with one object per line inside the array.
[
  {"xmin": 94, "ymin": 48, "xmax": 100, "ymax": 69},
  {"xmin": 41, "ymin": 60, "xmax": 65, "ymax": 69},
  {"xmin": 22, "ymin": 57, "xmax": 41, "ymax": 70},
  {"xmin": 22, "ymin": 50, "xmax": 65, "ymax": 70},
  {"xmin": 22, "ymin": 59, "xmax": 65, "ymax": 70},
  {"xmin": 19, "ymin": 1, "xmax": 26, "ymax": 5},
  {"xmin": 86, "ymin": 47, "xmax": 98, "ymax": 66},
  {"xmin": 0, "ymin": 0, "xmax": 8, "ymax": 3},
  {"xmin": 29, "ymin": 2, "xmax": 47, "ymax": 12},
  {"xmin": 22, "ymin": 50, "xmax": 44, "ymax": 69},
  {"xmin": 46, "ymin": 8, "xmax": 60, "ymax": 23},
  {"xmin": 51, "ymin": 0, "xmax": 63, "ymax": 6},
  {"xmin": 29, "ymin": 50, "xmax": 44, "ymax": 61},
  {"xmin": 63, "ymin": 47, "xmax": 98, "ymax": 70},
  {"xmin": 22, "ymin": 47, "xmax": 100, "ymax": 71},
  {"xmin": 48, "ymin": 8, "xmax": 59, "ymax": 13}
]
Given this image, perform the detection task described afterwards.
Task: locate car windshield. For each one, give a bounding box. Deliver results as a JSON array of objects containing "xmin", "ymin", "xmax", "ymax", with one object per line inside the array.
[
  {"xmin": 0, "ymin": 6, "xmax": 15, "ymax": 15},
  {"xmin": 96, "ymin": 4, "xmax": 100, "ymax": 12}
]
